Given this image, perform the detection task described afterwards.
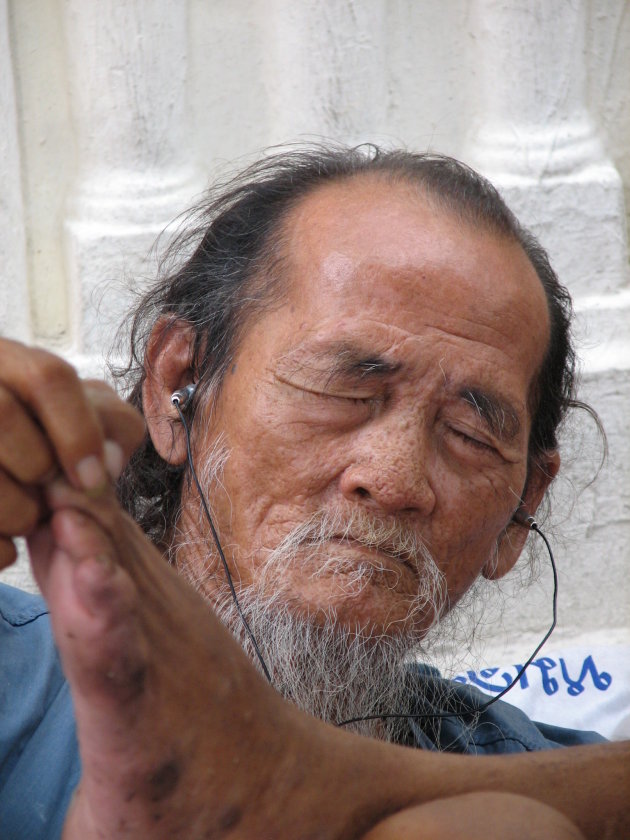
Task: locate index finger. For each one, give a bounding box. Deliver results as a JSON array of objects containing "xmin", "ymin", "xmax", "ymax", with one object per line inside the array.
[
  {"xmin": 84, "ymin": 380, "xmax": 146, "ymax": 467},
  {"xmin": 0, "ymin": 339, "xmax": 108, "ymax": 492}
]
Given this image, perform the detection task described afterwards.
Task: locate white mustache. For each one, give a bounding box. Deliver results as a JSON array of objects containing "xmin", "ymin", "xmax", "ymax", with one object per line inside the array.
[
  {"xmin": 259, "ymin": 508, "xmax": 447, "ymax": 621},
  {"xmin": 267, "ymin": 507, "xmax": 435, "ymax": 572}
]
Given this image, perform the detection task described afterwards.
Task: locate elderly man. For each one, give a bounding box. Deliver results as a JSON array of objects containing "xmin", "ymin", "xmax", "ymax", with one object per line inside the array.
[{"xmin": 0, "ymin": 147, "xmax": 628, "ymax": 839}]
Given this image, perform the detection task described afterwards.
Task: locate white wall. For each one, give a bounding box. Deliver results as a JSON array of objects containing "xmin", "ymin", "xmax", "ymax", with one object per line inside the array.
[{"xmin": 1, "ymin": 0, "xmax": 628, "ymax": 666}]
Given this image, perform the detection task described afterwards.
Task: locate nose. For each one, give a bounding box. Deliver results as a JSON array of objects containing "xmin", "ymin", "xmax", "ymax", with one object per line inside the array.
[{"xmin": 338, "ymin": 420, "xmax": 436, "ymax": 517}]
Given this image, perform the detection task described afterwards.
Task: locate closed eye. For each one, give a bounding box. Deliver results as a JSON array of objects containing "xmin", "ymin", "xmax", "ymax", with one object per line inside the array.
[
  {"xmin": 277, "ymin": 377, "xmax": 383, "ymax": 427},
  {"xmin": 448, "ymin": 426, "xmax": 497, "ymax": 453},
  {"xmin": 277, "ymin": 374, "xmax": 379, "ymax": 404},
  {"xmin": 315, "ymin": 390, "xmax": 382, "ymax": 414},
  {"xmin": 300, "ymin": 385, "xmax": 376, "ymax": 404}
]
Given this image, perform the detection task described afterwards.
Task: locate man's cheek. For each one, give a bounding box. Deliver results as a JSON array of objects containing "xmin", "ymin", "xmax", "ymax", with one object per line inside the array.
[
  {"xmin": 252, "ymin": 428, "xmax": 343, "ymax": 494},
  {"xmin": 437, "ymin": 459, "xmax": 522, "ymax": 522}
]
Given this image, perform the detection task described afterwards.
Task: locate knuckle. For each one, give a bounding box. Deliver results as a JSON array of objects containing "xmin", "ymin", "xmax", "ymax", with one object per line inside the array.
[
  {"xmin": 26, "ymin": 349, "xmax": 77, "ymax": 393},
  {"xmin": 19, "ymin": 507, "xmax": 40, "ymax": 535},
  {"xmin": 0, "ymin": 386, "xmax": 15, "ymax": 418},
  {"xmin": 85, "ymin": 379, "xmax": 116, "ymax": 396},
  {"xmin": 0, "ymin": 492, "xmax": 40, "ymax": 536},
  {"xmin": 0, "ymin": 390, "xmax": 54, "ymax": 480},
  {"xmin": 117, "ymin": 400, "xmax": 145, "ymax": 427},
  {"xmin": 18, "ymin": 451, "xmax": 55, "ymax": 484}
]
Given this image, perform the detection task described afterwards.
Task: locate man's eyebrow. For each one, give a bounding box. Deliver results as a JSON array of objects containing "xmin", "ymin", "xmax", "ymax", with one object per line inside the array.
[
  {"xmin": 458, "ymin": 387, "xmax": 522, "ymax": 442},
  {"xmin": 329, "ymin": 347, "xmax": 402, "ymax": 380},
  {"xmin": 278, "ymin": 342, "xmax": 402, "ymax": 384}
]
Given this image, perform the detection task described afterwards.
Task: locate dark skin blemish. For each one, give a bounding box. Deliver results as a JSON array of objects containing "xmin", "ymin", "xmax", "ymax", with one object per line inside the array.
[
  {"xmin": 218, "ymin": 804, "xmax": 243, "ymax": 831},
  {"xmin": 146, "ymin": 760, "xmax": 180, "ymax": 802},
  {"xmin": 231, "ymin": 363, "xmax": 237, "ymax": 374},
  {"xmin": 126, "ymin": 664, "xmax": 147, "ymax": 698},
  {"xmin": 102, "ymin": 663, "xmax": 147, "ymax": 703}
]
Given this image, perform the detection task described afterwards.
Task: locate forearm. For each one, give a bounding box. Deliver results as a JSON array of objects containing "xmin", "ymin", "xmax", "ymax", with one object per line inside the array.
[
  {"xmin": 336, "ymin": 734, "xmax": 629, "ymax": 840},
  {"xmin": 479, "ymin": 741, "xmax": 629, "ymax": 840}
]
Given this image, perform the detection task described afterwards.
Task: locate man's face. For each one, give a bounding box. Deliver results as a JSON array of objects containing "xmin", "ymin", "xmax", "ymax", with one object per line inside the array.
[{"xmin": 181, "ymin": 176, "xmax": 551, "ymax": 639}]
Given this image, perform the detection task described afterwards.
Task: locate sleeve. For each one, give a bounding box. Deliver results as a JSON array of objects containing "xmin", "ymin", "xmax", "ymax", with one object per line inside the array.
[
  {"xmin": 0, "ymin": 583, "xmax": 81, "ymax": 839},
  {"xmin": 532, "ymin": 720, "xmax": 606, "ymax": 747}
]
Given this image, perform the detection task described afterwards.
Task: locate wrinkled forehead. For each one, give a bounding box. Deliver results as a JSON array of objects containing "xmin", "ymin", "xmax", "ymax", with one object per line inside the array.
[{"xmin": 279, "ymin": 176, "xmax": 551, "ymax": 361}]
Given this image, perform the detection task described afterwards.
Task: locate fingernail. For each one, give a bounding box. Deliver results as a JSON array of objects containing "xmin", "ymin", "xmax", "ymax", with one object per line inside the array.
[
  {"xmin": 76, "ymin": 455, "xmax": 107, "ymax": 492},
  {"xmin": 104, "ymin": 440, "xmax": 125, "ymax": 481}
]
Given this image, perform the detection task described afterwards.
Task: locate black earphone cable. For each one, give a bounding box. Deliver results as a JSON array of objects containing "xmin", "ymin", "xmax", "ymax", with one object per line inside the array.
[
  {"xmin": 173, "ymin": 386, "xmax": 558, "ymax": 725},
  {"xmin": 173, "ymin": 396, "xmax": 273, "ymax": 683},
  {"xmin": 337, "ymin": 519, "xmax": 558, "ymax": 727}
]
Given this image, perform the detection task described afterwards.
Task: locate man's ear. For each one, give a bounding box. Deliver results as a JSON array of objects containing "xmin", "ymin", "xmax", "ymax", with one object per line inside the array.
[
  {"xmin": 142, "ymin": 318, "xmax": 196, "ymax": 466},
  {"xmin": 482, "ymin": 449, "xmax": 561, "ymax": 580}
]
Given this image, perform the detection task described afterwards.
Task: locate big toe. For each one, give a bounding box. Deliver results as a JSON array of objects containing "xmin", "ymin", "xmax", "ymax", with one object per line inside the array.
[{"xmin": 35, "ymin": 507, "xmax": 149, "ymax": 709}]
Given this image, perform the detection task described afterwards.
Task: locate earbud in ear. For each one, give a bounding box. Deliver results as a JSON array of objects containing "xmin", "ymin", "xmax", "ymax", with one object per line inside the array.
[
  {"xmin": 512, "ymin": 506, "xmax": 538, "ymax": 529},
  {"xmin": 171, "ymin": 383, "xmax": 197, "ymax": 409}
]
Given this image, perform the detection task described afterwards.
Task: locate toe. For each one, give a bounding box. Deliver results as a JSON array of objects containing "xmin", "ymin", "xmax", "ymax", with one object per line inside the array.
[{"xmin": 42, "ymin": 509, "xmax": 149, "ymax": 708}]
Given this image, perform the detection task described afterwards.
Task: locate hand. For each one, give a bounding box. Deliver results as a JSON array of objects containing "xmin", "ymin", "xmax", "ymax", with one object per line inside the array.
[{"xmin": 0, "ymin": 338, "xmax": 145, "ymax": 569}]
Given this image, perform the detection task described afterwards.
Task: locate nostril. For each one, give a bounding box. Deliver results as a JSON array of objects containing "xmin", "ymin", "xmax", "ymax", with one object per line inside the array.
[{"xmin": 355, "ymin": 486, "xmax": 370, "ymax": 499}]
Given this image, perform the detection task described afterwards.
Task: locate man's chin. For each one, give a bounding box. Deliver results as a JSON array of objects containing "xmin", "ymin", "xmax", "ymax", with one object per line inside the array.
[{"xmin": 273, "ymin": 586, "xmax": 436, "ymax": 643}]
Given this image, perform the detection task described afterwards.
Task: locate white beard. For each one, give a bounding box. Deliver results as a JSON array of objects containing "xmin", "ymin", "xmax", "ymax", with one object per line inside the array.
[
  {"xmin": 179, "ymin": 503, "xmax": 450, "ymax": 743},
  {"xmin": 214, "ymin": 586, "xmax": 422, "ymax": 742}
]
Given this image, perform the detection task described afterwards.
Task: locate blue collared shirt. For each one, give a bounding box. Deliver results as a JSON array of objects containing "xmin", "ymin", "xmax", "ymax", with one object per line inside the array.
[{"xmin": 0, "ymin": 584, "xmax": 80, "ymax": 839}]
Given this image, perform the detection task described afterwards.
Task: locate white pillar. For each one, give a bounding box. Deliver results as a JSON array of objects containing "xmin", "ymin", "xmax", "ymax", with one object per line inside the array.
[
  {"xmin": 0, "ymin": 0, "xmax": 30, "ymax": 342},
  {"xmin": 62, "ymin": 0, "xmax": 201, "ymax": 372},
  {"xmin": 464, "ymin": 0, "xmax": 630, "ymax": 652},
  {"xmin": 0, "ymin": 0, "xmax": 35, "ymax": 594},
  {"xmin": 465, "ymin": 0, "xmax": 628, "ymax": 298},
  {"xmin": 263, "ymin": 0, "xmax": 389, "ymax": 145}
]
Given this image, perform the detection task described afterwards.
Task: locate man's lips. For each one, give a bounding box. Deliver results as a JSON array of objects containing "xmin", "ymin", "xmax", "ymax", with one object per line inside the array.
[{"xmin": 304, "ymin": 534, "xmax": 420, "ymax": 575}]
